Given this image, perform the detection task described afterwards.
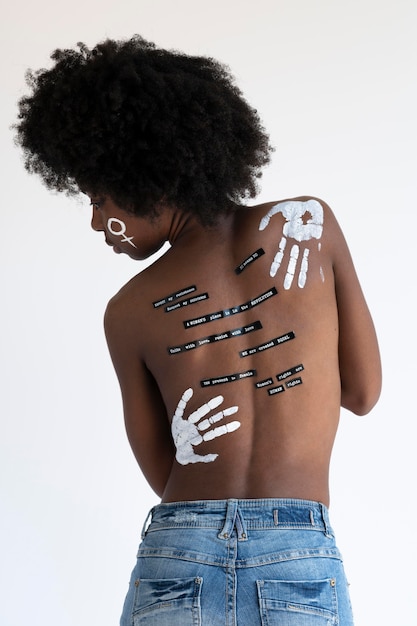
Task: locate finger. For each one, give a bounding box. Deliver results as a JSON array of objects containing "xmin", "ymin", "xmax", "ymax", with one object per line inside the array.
[
  {"xmin": 188, "ymin": 395, "xmax": 224, "ymax": 424},
  {"xmin": 258, "ymin": 205, "xmax": 282, "ymax": 231},
  {"xmin": 298, "ymin": 248, "xmax": 309, "ymax": 288},
  {"xmin": 202, "ymin": 420, "xmax": 241, "ymax": 442},
  {"xmin": 188, "ymin": 453, "xmax": 219, "ymax": 464},
  {"xmin": 173, "ymin": 387, "xmax": 193, "ymax": 420},
  {"xmin": 188, "ymin": 433, "xmax": 203, "ymax": 446},
  {"xmin": 198, "ymin": 406, "xmax": 239, "ymax": 431},
  {"xmin": 284, "ymin": 244, "xmax": 299, "ymax": 290},
  {"xmin": 270, "ymin": 236, "xmax": 286, "ymax": 277}
]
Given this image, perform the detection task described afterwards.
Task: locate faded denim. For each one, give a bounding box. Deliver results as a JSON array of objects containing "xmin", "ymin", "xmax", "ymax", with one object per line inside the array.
[{"xmin": 120, "ymin": 498, "xmax": 354, "ymax": 625}]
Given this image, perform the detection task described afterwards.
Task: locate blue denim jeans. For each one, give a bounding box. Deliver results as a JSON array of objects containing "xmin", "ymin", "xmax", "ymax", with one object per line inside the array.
[{"xmin": 120, "ymin": 499, "xmax": 354, "ymax": 625}]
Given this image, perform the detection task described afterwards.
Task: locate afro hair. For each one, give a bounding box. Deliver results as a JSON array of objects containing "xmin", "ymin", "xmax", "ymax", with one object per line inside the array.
[{"xmin": 15, "ymin": 35, "xmax": 273, "ymax": 225}]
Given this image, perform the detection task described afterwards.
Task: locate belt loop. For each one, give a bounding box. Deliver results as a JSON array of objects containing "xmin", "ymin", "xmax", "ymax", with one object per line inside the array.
[
  {"xmin": 235, "ymin": 504, "xmax": 248, "ymax": 541},
  {"xmin": 218, "ymin": 499, "xmax": 238, "ymax": 540},
  {"xmin": 141, "ymin": 507, "xmax": 153, "ymax": 539},
  {"xmin": 320, "ymin": 503, "xmax": 332, "ymax": 538},
  {"xmin": 310, "ymin": 510, "xmax": 315, "ymax": 526}
]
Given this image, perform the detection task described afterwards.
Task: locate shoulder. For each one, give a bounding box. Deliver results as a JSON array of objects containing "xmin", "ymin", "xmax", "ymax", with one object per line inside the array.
[
  {"xmin": 104, "ymin": 270, "xmax": 151, "ymax": 340},
  {"xmin": 246, "ymin": 196, "xmax": 335, "ymax": 221},
  {"xmin": 241, "ymin": 195, "xmax": 341, "ymax": 243},
  {"xmin": 240, "ymin": 196, "xmax": 349, "ymax": 286},
  {"xmin": 104, "ymin": 250, "xmax": 180, "ymax": 338}
]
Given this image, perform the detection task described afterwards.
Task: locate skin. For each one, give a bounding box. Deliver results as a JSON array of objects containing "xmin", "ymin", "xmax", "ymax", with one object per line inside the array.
[{"xmin": 91, "ymin": 195, "xmax": 381, "ymax": 506}]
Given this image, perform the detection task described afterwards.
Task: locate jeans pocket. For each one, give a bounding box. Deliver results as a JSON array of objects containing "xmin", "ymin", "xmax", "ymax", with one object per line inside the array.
[
  {"xmin": 257, "ymin": 578, "xmax": 338, "ymax": 625},
  {"xmin": 132, "ymin": 576, "xmax": 203, "ymax": 626}
]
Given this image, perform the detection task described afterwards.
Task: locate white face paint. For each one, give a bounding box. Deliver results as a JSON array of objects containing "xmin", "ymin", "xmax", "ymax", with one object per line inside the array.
[
  {"xmin": 259, "ymin": 200, "xmax": 324, "ymax": 289},
  {"xmin": 107, "ymin": 217, "xmax": 138, "ymax": 249},
  {"xmin": 171, "ymin": 388, "xmax": 240, "ymax": 465}
]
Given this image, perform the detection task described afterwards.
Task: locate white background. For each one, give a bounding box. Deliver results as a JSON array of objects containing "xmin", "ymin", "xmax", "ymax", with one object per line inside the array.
[{"xmin": 1, "ymin": 1, "xmax": 416, "ymax": 624}]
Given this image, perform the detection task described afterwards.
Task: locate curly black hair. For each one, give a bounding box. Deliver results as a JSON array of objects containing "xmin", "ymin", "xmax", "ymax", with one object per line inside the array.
[{"xmin": 15, "ymin": 35, "xmax": 273, "ymax": 224}]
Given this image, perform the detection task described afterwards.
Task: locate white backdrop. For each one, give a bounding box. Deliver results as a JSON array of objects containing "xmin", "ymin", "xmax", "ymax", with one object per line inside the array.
[{"xmin": 1, "ymin": 1, "xmax": 416, "ymax": 624}]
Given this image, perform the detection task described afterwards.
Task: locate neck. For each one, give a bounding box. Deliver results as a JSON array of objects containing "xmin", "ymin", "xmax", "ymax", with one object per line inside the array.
[
  {"xmin": 167, "ymin": 209, "xmax": 235, "ymax": 249},
  {"xmin": 167, "ymin": 210, "xmax": 198, "ymax": 246}
]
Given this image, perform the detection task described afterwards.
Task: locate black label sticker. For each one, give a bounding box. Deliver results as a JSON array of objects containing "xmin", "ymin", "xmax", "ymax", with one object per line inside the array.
[
  {"xmin": 268, "ymin": 385, "xmax": 285, "ymax": 396},
  {"xmin": 235, "ymin": 248, "xmax": 265, "ymax": 274},
  {"xmin": 183, "ymin": 287, "xmax": 277, "ymax": 329},
  {"xmin": 239, "ymin": 331, "xmax": 295, "ymax": 358},
  {"xmin": 277, "ymin": 364, "xmax": 304, "ymax": 381},
  {"xmin": 165, "ymin": 293, "xmax": 209, "ymax": 312},
  {"xmin": 255, "ymin": 377, "xmax": 274, "ymax": 388},
  {"xmin": 168, "ymin": 320, "xmax": 262, "ymax": 355},
  {"xmin": 201, "ymin": 369, "xmax": 257, "ymax": 387},
  {"xmin": 286, "ymin": 377, "xmax": 303, "ymax": 388},
  {"xmin": 153, "ymin": 285, "xmax": 197, "ymax": 308}
]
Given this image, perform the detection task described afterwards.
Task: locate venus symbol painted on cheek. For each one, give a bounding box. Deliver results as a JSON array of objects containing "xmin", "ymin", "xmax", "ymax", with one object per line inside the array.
[
  {"xmin": 259, "ymin": 200, "xmax": 324, "ymax": 289},
  {"xmin": 107, "ymin": 217, "xmax": 138, "ymax": 248},
  {"xmin": 171, "ymin": 388, "xmax": 240, "ymax": 465}
]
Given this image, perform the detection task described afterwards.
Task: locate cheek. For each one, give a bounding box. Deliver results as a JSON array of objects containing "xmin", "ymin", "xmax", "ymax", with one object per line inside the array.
[{"xmin": 106, "ymin": 217, "xmax": 138, "ymax": 249}]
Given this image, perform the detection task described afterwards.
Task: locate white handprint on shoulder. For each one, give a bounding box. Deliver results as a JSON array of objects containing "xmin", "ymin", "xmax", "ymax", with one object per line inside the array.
[
  {"xmin": 259, "ymin": 199, "xmax": 324, "ymax": 289},
  {"xmin": 171, "ymin": 388, "xmax": 241, "ymax": 465}
]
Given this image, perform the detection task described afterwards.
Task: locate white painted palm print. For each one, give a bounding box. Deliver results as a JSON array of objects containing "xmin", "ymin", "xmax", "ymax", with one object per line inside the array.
[
  {"xmin": 259, "ymin": 199, "xmax": 324, "ymax": 289},
  {"xmin": 171, "ymin": 388, "xmax": 240, "ymax": 465}
]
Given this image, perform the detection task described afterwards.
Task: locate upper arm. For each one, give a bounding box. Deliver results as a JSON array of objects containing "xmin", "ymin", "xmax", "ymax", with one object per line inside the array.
[
  {"xmin": 104, "ymin": 295, "xmax": 175, "ymax": 496},
  {"xmin": 324, "ymin": 203, "xmax": 382, "ymax": 415}
]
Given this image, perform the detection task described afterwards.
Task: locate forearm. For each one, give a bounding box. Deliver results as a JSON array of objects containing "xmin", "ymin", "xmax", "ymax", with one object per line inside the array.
[
  {"xmin": 125, "ymin": 409, "xmax": 176, "ymax": 498},
  {"xmin": 338, "ymin": 305, "xmax": 381, "ymax": 415},
  {"xmin": 134, "ymin": 445, "xmax": 175, "ymax": 498}
]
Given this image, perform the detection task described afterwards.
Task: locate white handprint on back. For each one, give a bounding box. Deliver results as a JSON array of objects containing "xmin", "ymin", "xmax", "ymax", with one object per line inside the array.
[
  {"xmin": 259, "ymin": 199, "xmax": 324, "ymax": 289},
  {"xmin": 171, "ymin": 388, "xmax": 241, "ymax": 465}
]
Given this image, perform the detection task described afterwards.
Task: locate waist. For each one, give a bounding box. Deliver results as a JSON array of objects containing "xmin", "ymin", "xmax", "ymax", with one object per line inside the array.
[{"xmin": 142, "ymin": 498, "xmax": 334, "ymax": 538}]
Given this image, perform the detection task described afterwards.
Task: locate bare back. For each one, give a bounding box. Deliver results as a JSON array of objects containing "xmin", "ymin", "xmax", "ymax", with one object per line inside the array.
[{"xmin": 104, "ymin": 198, "xmax": 381, "ymax": 506}]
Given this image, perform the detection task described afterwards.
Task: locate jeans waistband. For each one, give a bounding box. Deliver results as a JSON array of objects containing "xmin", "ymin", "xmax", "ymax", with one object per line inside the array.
[{"xmin": 141, "ymin": 498, "xmax": 333, "ymax": 540}]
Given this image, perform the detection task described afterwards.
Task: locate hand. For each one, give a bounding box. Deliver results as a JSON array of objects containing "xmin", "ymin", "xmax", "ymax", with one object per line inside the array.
[
  {"xmin": 171, "ymin": 388, "xmax": 240, "ymax": 465},
  {"xmin": 259, "ymin": 199, "xmax": 324, "ymax": 289}
]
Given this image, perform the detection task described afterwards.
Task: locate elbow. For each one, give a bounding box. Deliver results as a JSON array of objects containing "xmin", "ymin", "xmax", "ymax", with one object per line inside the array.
[
  {"xmin": 340, "ymin": 362, "xmax": 382, "ymax": 416},
  {"xmin": 343, "ymin": 398, "xmax": 376, "ymax": 416},
  {"xmin": 341, "ymin": 379, "xmax": 382, "ymax": 416}
]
